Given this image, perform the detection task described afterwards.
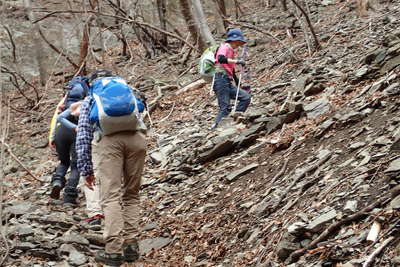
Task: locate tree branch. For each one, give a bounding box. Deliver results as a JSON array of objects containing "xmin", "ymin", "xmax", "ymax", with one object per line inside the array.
[
  {"xmin": 33, "ymin": 9, "xmax": 199, "ymax": 52},
  {"xmin": 2, "ymin": 26, "xmax": 16, "ymax": 63}
]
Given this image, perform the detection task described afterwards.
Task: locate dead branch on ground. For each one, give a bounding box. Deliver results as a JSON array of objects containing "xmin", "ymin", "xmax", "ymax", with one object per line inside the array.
[
  {"xmin": 0, "ymin": 141, "xmax": 44, "ymax": 183},
  {"xmin": 288, "ymin": 185, "xmax": 400, "ymax": 263},
  {"xmin": 263, "ymin": 159, "xmax": 289, "ymax": 197},
  {"xmin": 267, "ymin": 151, "xmax": 333, "ymax": 216},
  {"xmin": 363, "ymin": 236, "xmax": 395, "ymax": 267}
]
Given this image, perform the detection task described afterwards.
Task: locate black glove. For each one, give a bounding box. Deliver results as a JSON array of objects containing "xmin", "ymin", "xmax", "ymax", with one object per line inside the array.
[
  {"xmin": 236, "ymin": 59, "xmax": 246, "ymax": 66},
  {"xmin": 242, "ymin": 85, "xmax": 251, "ymax": 92}
]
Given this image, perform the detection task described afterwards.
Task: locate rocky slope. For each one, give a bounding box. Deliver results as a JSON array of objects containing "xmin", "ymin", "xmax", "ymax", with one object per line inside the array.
[{"xmin": 2, "ymin": 0, "xmax": 400, "ymax": 266}]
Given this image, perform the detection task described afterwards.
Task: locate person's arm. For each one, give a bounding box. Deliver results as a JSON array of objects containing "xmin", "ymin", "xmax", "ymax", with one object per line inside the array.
[
  {"xmin": 49, "ymin": 109, "xmax": 58, "ymax": 146},
  {"xmin": 217, "ymin": 55, "xmax": 242, "ymax": 65},
  {"xmin": 76, "ymin": 97, "xmax": 94, "ymax": 178},
  {"xmin": 48, "ymin": 95, "xmax": 67, "ymax": 147},
  {"xmin": 57, "ymin": 109, "xmax": 78, "ymax": 130}
]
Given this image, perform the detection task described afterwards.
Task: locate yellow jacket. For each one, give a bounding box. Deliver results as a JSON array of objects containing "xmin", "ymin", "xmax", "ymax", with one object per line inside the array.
[{"xmin": 48, "ymin": 96, "xmax": 66, "ymax": 144}]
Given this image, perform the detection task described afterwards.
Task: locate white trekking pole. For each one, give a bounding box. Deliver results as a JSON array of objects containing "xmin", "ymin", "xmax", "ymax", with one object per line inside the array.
[
  {"xmin": 209, "ymin": 73, "xmax": 216, "ymax": 95},
  {"xmin": 233, "ymin": 65, "xmax": 243, "ymax": 114},
  {"xmin": 145, "ymin": 107, "xmax": 153, "ymax": 127}
]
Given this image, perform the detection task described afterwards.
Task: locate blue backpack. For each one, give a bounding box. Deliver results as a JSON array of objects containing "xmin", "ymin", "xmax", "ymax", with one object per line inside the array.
[
  {"xmin": 89, "ymin": 77, "xmax": 146, "ymax": 135},
  {"xmin": 64, "ymin": 76, "xmax": 90, "ymax": 109}
]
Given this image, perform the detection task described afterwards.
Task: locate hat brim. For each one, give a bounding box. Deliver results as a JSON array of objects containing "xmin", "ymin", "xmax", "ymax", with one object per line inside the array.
[{"xmin": 226, "ymin": 37, "xmax": 247, "ymax": 43}]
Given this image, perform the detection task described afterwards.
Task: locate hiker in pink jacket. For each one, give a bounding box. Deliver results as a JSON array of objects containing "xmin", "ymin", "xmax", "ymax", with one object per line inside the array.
[{"xmin": 212, "ymin": 29, "xmax": 251, "ymax": 129}]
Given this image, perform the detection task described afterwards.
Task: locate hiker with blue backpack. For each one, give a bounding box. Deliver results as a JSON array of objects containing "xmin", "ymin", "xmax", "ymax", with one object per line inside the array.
[
  {"xmin": 48, "ymin": 77, "xmax": 89, "ymax": 206},
  {"xmin": 76, "ymin": 70, "xmax": 147, "ymax": 266},
  {"xmin": 211, "ymin": 28, "xmax": 251, "ymax": 129}
]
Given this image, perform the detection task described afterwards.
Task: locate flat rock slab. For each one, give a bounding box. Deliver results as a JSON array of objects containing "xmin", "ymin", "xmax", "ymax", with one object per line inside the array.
[
  {"xmin": 139, "ymin": 237, "xmax": 172, "ymax": 255},
  {"xmin": 308, "ymin": 209, "xmax": 337, "ymax": 232},
  {"xmin": 226, "ymin": 163, "xmax": 259, "ymax": 182},
  {"xmin": 5, "ymin": 201, "xmax": 38, "ymax": 216},
  {"xmin": 385, "ymin": 158, "xmax": 400, "ymax": 173},
  {"xmin": 68, "ymin": 249, "xmax": 87, "ymax": 266},
  {"xmin": 304, "ymin": 98, "xmax": 330, "ymax": 119},
  {"xmin": 197, "ymin": 140, "xmax": 235, "ymax": 163}
]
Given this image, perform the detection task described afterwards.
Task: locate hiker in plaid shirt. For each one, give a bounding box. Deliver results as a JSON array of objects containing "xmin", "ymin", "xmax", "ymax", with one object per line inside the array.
[
  {"xmin": 76, "ymin": 70, "xmax": 147, "ymax": 266},
  {"xmin": 76, "ymin": 96, "xmax": 94, "ymax": 180}
]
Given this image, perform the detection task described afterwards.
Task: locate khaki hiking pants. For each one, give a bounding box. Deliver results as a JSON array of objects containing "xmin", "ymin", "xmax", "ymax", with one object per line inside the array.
[
  {"xmin": 79, "ymin": 141, "xmax": 102, "ymax": 218},
  {"xmin": 79, "ymin": 176, "xmax": 102, "ymax": 218},
  {"xmin": 92, "ymin": 131, "xmax": 147, "ymax": 254}
]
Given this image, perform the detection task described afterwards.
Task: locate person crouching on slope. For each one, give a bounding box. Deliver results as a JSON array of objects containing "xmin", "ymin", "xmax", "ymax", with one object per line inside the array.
[
  {"xmin": 211, "ymin": 28, "xmax": 251, "ymax": 129},
  {"xmin": 48, "ymin": 77, "xmax": 89, "ymax": 206},
  {"xmin": 57, "ymin": 101, "xmax": 104, "ymax": 226}
]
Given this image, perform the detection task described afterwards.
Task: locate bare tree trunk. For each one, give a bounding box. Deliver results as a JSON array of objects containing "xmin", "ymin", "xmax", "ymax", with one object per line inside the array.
[
  {"xmin": 282, "ymin": 0, "xmax": 288, "ymax": 10},
  {"xmin": 212, "ymin": 0, "xmax": 227, "ymax": 34},
  {"xmin": 95, "ymin": 1, "xmax": 107, "ymax": 66},
  {"xmin": 191, "ymin": 0, "xmax": 216, "ymax": 47},
  {"xmin": 290, "ymin": 0, "xmax": 320, "ymax": 50},
  {"xmin": 24, "ymin": 0, "xmax": 47, "ymax": 85},
  {"xmin": 78, "ymin": 17, "xmax": 92, "ymax": 75},
  {"xmin": 179, "ymin": 0, "xmax": 206, "ymax": 50},
  {"xmin": 156, "ymin": 0, "xmax": 168, "ymax": 46},
  {"xmin": 215, "ymin": 0, "xmax": 229, "ymax": 29}
]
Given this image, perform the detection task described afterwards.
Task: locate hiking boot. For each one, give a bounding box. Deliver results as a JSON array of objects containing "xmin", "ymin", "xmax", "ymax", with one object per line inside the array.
[
  {"xmin": 210, "ymin": 123, "xmax": 218, "ymax": 130},
  {"xmin": 49, "ymin": 181, "xmax": 63, "ymax": 199},
  {"xmin": 124, "ymin": 241, "xmax": 139, "ymax": 262},
  {"xmin": 95, "ymin": 250, "xmax": 123, "ymax": 266},
  {"xmin": 232, "ymin": 111, "xmax": 246, "ymax": 121},
  {"xmin": 63, "ymin": 198, "xmax": 79, "ymax": 207},
  {"xmin": 83, "ymin": 214, "xmax": 104, "ymax": 226}
]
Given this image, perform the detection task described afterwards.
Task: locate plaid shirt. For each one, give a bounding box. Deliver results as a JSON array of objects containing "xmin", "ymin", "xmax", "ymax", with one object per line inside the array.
[{"xmin": 76, "ymin": 96, "xmax": 94, "ymax": 177}]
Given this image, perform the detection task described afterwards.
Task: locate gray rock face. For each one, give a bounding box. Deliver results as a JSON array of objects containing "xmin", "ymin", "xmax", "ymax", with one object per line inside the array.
[
  {"xmin": 304, "ymin": 83, "xmax": 325, "ymax": 96},
  {"xmin": 5, "ymin": 201, "xmax": 38, "ymax": 216},
  {"xmin": 344, "ymin": 200, "xmax": 358, "ymax": 213},
  {"xmin": 197, "ymin": 139, "xmax": 236, "ymax": 163},
  {"xmin": 150, "ymin": 152, "xmax": 164, "ymax": 164},
  {"xmin": 390, "ymin": 195, "xmax": 400, "ymax": 209},
  {"xmin": 276, "ymin": 234, "xmax": 301, "ymax": 261},
  {"xmin": 308, "ymin": 209, "xmax": 337, "ymax": 232},
  {"xmin": 293, "ymin": 75, "xmax": 312, "ymax": 92},
  {"xmin": 139, "ymin": 237, "xmax": 172, "ymax": 255},
  {"xmin": 68, "ymin": 249, "xmax": 87, "ymax": 266},
  {"xmin": 314, "ymin": 119, "xmax": 335, "ymax": 138},
  {"xmin": 281, "ymin": 103, "xmax": 304, "ymax": 123},
  {"xmin": 61, "ymin": 231, "xmax": 90, "ymax": 245},
  {"xmin": 225, "ymin": 163, "xmax": 259, "ymax": 182},
  {"xmin": 337, "ymin": 111, "xmax": 366, "ymax": 123},
  {"xmin": 287, "ymin": 222, "xmax": 308, "ymax": 237},
  {"xmin": 385, "ymin": 158, "xmax": 400, "ymax": 173},
  {"xmin": 304, "ymin": 98, "xmax": 330, "ymax": 118}
]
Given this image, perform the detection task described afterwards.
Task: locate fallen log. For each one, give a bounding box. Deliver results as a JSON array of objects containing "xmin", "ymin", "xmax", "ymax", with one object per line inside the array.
[{"xmin": 175, "ymin": 79, "xmax": 206, "ymax": 95}]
